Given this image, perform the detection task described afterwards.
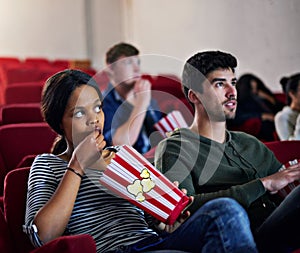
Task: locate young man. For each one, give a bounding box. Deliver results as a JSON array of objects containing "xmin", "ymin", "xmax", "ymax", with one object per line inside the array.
[
  {"xmin": 102, "ymin": 42, "xmax": 162, "ymax": 154},
  {"xmin": 155, "ymin": 51, "xmax": 300, "ymax": 252}
]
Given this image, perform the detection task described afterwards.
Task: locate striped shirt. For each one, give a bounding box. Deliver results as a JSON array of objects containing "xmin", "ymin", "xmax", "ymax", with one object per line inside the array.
[{"xmin": 23, "ymin": 153, "xmax": 158, "ymax": 252}]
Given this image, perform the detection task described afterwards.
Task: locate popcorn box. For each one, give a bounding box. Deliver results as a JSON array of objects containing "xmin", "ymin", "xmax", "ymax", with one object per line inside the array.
[
  {"xmin": 278, "ymin": 159, "xmax": 300, "ymax": 198},
  {"xmin": 99, "ymin": 145, "xmax": 190, "ymax": 225},
  {"xmin": 154, "ymin": 110, "xmax": 188, "ymax": 138}
]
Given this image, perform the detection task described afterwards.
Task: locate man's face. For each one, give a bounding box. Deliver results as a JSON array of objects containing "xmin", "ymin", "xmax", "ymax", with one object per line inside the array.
[
  {"xmin": 109, "ymin": 55, "xmax": 141, "ymax": 87},
  {"xmin": 197, "ymin": 68, "xmax": 237, "ymax": 121}
]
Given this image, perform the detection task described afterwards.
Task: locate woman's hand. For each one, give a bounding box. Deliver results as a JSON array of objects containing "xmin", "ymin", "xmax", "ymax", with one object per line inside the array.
[{"xmin": 69, "ymin": 129, "xmax": 106, "ymax": 172}]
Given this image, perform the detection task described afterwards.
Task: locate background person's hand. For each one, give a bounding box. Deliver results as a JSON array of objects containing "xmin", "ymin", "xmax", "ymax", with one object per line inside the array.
[{"xmin": 126, "ymin": 78, "xmax": 151, "ymax": 109}]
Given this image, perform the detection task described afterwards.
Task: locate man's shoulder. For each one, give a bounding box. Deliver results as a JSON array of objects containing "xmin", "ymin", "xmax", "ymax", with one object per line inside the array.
[{"xmin": 229, "ymin": 130, "xmax": 261, "ymax": 144}]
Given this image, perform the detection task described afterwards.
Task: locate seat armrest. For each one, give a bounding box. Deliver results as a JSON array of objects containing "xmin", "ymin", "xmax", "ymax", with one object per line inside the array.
[{"xmin": 30, "ymin": 234, "xmax": 96, "ymax": 253}]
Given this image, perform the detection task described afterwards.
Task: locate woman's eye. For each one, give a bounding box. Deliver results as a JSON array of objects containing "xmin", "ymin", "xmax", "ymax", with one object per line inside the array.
[
  {"xmin": 74, "ymin": 111, "xmax": 84, "ymax": 118},
  {"xmin": 94, "ymin": 104, "xmax": 102, "ymax": 113}
]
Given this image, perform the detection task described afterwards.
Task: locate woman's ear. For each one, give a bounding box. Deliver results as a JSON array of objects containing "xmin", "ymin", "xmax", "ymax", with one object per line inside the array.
[{"xmin": 288, "ymin": 90, "xmax": 296, "ymax": 100}]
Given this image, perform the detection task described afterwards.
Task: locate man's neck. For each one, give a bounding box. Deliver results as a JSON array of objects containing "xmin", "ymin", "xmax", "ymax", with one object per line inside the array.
[{"xmin": 189, "ymin": 114, "xmax": 227, "ymax": 143}]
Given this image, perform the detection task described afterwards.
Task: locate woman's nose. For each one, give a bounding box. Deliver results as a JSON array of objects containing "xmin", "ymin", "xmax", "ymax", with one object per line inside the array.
[{"xmin": 88, "ymin": 117, "xmax": 99, "ymax": 126}]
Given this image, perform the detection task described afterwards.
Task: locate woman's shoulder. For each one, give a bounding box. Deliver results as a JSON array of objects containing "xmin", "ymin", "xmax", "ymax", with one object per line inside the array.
[{"xmin": 32, "ymin": 153, "xmax": 67, "ymax": 171}]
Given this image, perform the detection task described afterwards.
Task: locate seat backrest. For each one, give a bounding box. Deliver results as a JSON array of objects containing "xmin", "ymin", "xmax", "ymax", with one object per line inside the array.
[
  {"xmin": 149, "ymin": 74, "xmax": 193, "ymax": 117},
  {"xmin": 23, "ymin": 57, "xmax": 51, "ymax": 68},
  {"xmin": 0, "ymin": 208, "xmax": 14, "ymax": 253},
  {"xmin": 0, "ymin": 122, "xmax": 56, "ymax": 195},
  {"xmin": 0, "ymin": 103, "xmax": 43, "ymax": 125},
  {"xmin": 4, "ymin": 82, "xmax": 44, "ymax": 104},
  {"xmin": 3, "ymin": 167, "xmax": 34, "ymax": 253},
  {"xmin": 264, "ymin": 140, "xmax": 300, "ymax": 164}
]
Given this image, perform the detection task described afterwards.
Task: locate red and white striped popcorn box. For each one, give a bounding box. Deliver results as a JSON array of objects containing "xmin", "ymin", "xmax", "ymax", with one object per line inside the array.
[
  {"xmin": 154, "ymin": 110, "xmax": 188, "ymax": 138},
  {"xmin": 99, "ymin": 145, "xmax": 191, "ymax": 225},
  {"xmin": 278, "ymin": 159, "xmax": 300, "ymax": 198}
]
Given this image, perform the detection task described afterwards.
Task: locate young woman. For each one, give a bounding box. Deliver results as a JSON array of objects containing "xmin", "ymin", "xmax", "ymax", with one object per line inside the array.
[
  {"xmin": 24, "ymin": 69, "xmax": 258, "ymax": 253},
  {"xmin": 275, "ymin": 73, "xmax": 300, "ymax": 140}
]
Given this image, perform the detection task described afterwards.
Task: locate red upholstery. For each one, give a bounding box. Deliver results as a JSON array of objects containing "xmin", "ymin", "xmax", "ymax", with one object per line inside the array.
[
  {"xmin": 0, "ymin": 103, "xmax": 43, "ymax": 125},
  {"xmin": 274, "ymin": 92, "xmax": 287, "ymax": 105},
  {"xmin": 3, "ymin": 167, "xmax": 97, "ymax": 253},
  {"xmin": 30, "ymin": 234, "xmax": 97, "ymax": 253},
  {"xmin": 5, "ymin": 82, "xmax": 44, "ymax": 104},
  {"xmin": 0, "ymin": 209, "xmax": 14, "ymax": 253},
  {"xmin": 0, "ymin": 123, "xmax": 57, "ymax": 195},
  {"xmin": 264, "ymin": 140, "xmax": 300, "ymax": 164},
  {"xmin": 4, "ymin": 167, "xmax": 34, "ymax": 253},
  {"xmin": 24, "ymin": 58, "xmax": 51, "ymax": 68},
  {"xmin": 93, "ymin": 70, "xmax": 110, "ymax": 91},
  {"xmin": 1, "ymin": 66, "xmax": 44, "ymax": 85},
  {"xmin": 149, "ymin": 74, "xmax": 193, "ymax": 122},
  {"xmin": 228, "ymin": 117, "xmax": 262, "ymax": 137},
  {"xmin": 0, "ymin": 57, "xmax": 21, "ymax": 65},
  {"xmin": 52, "ymin": 59, "xmax": 70, "ymax": 69}
]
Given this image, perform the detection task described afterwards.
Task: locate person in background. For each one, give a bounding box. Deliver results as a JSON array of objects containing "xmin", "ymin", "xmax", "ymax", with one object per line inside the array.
[
  {"xmin": 227, "ymin": 73, "xmax": 284, "ymax": 141},
  {"xmin": 102, "ymin": 42, "xmax": 162, "ymax": 154},
  {"xmin": 155, "ymin": 51, "xmax": 300, "ymax": 253},
  {"xmin": 23, "ymin": 69, "xmax": 258, "ymax": 253},
  {"xmin": 275, "ymin": 73, "xmax": 300, "ymax": 140}
]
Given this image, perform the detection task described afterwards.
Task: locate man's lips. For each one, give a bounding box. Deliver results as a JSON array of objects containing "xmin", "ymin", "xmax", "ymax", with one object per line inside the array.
[{"xmin": 223, "ymin": 99, "xmax": 237, "ymax": 109}]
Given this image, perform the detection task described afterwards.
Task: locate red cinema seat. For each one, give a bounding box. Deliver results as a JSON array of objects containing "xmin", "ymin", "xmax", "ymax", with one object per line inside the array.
[
  {"xmin": 0, "ymin": 57, "xmax": 21, "ymax": 66},
  {"xmin": 0, "ymin": 122, "xmax": 57, "ymax": 196},
  {"xmin": 2, "ymin": 167, "xmax": 97, "ymax": 253},
  {"xmin": 4, "ymin": 82, "xmax": 44, "ymax": 104},
  {"xmin": 1, "ymin": 66, "xmax": 43, "ymax": 85},
  {"xmin": 52, "ymin": 59, "xmax": 70, "ymax": 69},
  {"xmin": 0, "ymin": 103, "xmax": 43, "ymax": 125},
  {"xmin": 264, "ymin": 140, "xmax": 300, "ymax": 164},
  {"xmin": 24, "ymin": 58, "xmax": 51, "ymax": 68}
]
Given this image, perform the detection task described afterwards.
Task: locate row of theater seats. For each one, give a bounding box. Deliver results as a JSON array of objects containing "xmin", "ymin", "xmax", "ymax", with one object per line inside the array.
[{"xmin": 0, "ymin": 56, "xmax": 97, "ymax": 105}]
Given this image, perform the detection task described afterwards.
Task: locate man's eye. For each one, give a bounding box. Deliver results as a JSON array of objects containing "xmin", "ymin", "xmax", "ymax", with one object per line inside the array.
[
  {"xmin": 74, "ymin": 111, "xmax": 84, "ymax": 118},
  {"xmin": 232, "ymin": 81, "xmax": 237, "ymax": 87},
  {"xmin": 216, "ymin": 82, "xmax": 224, "ymax": 88}
]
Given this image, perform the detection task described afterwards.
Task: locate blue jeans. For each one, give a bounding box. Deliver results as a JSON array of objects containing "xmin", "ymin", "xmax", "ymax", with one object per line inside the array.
[
  {"xmin": 113, "ymin": 198, "xmax": 257, "ymax": 253},
  {"xmin": 255, "ymin": 185, "xmax": 300, "ymax": 253}
]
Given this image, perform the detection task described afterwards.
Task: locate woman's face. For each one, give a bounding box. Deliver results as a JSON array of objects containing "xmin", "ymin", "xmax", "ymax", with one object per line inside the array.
[
  {"xmin": 250, "ymin": 80, "xmax": 258, "ymax": 94},
  {"xmin": 61, "ymin": 85, "xmax": 104, "ymax": 148}
]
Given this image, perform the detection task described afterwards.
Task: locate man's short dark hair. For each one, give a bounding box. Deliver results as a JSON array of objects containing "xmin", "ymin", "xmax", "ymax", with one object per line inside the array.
[
  {"xmin": 182, "ymin": 51, "xmax": 237, "ymax": 103},
  {"xmin": 106, "ymin": 42, "xmax": 139, "ymax": 64}
]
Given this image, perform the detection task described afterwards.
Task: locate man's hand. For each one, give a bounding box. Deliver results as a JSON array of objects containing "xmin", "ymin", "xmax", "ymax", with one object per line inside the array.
[
  {"xmin": 156, "ymin": 181, "xmax": 193, "ymax": 233},
  {"xmin": 261, "ymin": 162, "xmax": 300, "ymax": 193},
  {"xmin": 126, "ymin": 78, "xmax": 151, "ymax": 109}
]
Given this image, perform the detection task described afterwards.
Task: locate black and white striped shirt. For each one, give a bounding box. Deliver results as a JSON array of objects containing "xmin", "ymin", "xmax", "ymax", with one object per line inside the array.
[{"xmin": 23, "ymin": 153, "xmax": 158, "ymax": 252}]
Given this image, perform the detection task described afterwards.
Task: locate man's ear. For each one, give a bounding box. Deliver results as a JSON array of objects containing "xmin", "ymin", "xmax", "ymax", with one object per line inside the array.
[
  {"xmin": 188, "ymin": 89, "xmax": 201, "ymax": 105},
  {"xmin": 104, "ymin": 65, "xmax": 114, "ymax": 79}
]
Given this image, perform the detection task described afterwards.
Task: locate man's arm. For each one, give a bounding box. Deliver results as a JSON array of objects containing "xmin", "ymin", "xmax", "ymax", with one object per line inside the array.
[{"xmin": 112, "ymin": 79, "xmax": 151, "ymax": 146}]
